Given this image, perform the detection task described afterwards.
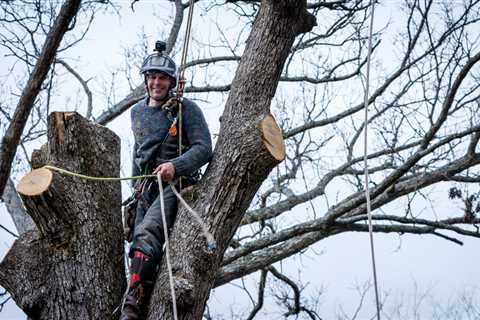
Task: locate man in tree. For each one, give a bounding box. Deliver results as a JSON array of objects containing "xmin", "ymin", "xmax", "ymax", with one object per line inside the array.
[{"xmin": 121, "ymin": 41, "xmax": 213, "ymax": 320}]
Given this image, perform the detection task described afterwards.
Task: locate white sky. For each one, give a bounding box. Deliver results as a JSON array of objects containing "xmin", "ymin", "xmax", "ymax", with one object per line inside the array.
[{"xmin": 1, "ymin": 1, "xmax": 479, "ymax": 319}]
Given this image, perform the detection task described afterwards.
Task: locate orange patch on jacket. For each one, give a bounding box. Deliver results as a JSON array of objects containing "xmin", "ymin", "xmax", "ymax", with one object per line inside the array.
[{"xmin": 169, "ymin": 124, "xmax": 177, "ymax": 136}]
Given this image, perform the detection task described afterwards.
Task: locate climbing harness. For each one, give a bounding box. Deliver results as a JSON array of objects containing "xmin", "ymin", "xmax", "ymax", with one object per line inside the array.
[
  {"xmin": 43, "ymin": 163, "xmax": 215, "ymax": 319},
  {"xmin": 42, "ymin": 165, "xmax": 216, "ymax": 250},
  {"xmin": 45, "ymin": 3, "xmax": 202, "ymax": 317},
  {"xmin": 158, "ymin": 1, "xmax": 197, "ymax": 316},
  {"xmin": 363, "ymin": 1, "xmax": 381, "ymax": 319}
]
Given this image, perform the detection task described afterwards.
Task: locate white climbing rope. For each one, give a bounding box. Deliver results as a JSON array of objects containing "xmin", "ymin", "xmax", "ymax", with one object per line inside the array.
[
  {"xmin": 157, "ymin": 174, "xmax": 179, "ymax": 320},
  {"xmin": 156, "ymin": 176, "xmax": 217, "ymax": 319},
  {"xmin": 169, "ymin": 182, "xmax": 216, "ymax": 252},
  {"xmin": 44, "ymin": 164, "xmax": 216, "ymax": 318},
  {"xmin": 363, "ymin": 1, "xmax": 381, "ymax": 319},
  {"xmin": 177, "ymin": 0, "xmax": 196, "ymax": 191},
  {"xmin": 42, "ymin": 165, "xmax": 216, "ymax": 248}
]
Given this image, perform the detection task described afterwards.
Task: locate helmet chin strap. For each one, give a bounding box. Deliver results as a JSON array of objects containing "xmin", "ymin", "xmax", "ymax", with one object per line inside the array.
[
  {"xmin": 145, "ymin": 80, "xmax": 175, "ymax": 105},
  {"xmin": 151, "ymin": 94, "xmax": 169, "ymax": 102}
]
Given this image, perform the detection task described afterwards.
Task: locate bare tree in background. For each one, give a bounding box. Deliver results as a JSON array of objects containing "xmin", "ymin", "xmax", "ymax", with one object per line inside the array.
[
  {"xmin": 0, "ymin": 0, "xmax": 480, "ymax": 319},
  {"xmin": 0, "ymin": 0, "xmax": 117, "ymax": 227}
]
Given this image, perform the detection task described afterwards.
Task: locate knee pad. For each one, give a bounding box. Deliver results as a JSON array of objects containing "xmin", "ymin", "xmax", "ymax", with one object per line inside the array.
[{"xmin": 130, "ymin": 251, "xmax": 157, "ymax": 285}]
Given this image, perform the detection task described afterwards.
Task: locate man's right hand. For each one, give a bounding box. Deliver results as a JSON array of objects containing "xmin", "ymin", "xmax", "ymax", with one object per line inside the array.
[{"xmin": 153, "ymin": 162, "xmax": 176, "ymax": 181}]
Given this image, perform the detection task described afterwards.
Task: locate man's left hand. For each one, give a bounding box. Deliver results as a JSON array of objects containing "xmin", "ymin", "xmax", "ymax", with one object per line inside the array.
[{"xmin": 153, "ymin": 162, "xmax": 176, "ymax": 181}]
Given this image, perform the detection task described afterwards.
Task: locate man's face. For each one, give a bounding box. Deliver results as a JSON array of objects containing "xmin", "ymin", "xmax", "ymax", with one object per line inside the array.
[{"xmin": 146, "ymin": 72, "xmax": 173, "ymax": 101}]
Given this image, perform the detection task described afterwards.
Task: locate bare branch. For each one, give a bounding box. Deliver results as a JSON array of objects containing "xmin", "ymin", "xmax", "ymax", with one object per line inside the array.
[
  {"xmin": 166, "ymin": 0, "xmax": 185, "ymax": 54},
  {"xmin": 0, "ymin": 0, "xmax": 82, "ymax": 197},
  {"xmin": 56, "ymin": 59, "xmax": 93, "ymax": 119},
  {"xmin": 245, "ymin": 269, "xmax": 267, "ymax": 320},
  {"xmin": 95, "ymin": 85, "xmax": 144, "ymax": 125}
]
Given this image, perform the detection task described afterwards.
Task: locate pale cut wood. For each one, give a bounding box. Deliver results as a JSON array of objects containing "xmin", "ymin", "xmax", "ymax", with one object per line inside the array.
[
  {"xmin": 260, "ymin": 114, "xmax": 286, "ymax": 161},
  {"xmin": 16, "ymin": 167, "xmax": 53, "ymax": 196},
  {"xmin": 0, "ymin": 112, "xmax": 125, "ymax": 320},
  {"xmin": 0, "ymin": 0, "xmax": 82, "ymax": 198},
  {"xmin": 149, "ymin": 2, "xmax": 314, "ymax": 318}
]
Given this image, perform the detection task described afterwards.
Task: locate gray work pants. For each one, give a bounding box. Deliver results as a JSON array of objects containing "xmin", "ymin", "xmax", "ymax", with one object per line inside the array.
[{"xmin": 130, "ymin": 180, "xmax": 178, "ymax": 262}]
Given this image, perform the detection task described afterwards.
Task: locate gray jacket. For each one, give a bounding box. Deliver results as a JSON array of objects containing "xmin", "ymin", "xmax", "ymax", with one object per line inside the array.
[{"xmin": 131, "ymin": 97, "xmax": 213, "ymax": 182}]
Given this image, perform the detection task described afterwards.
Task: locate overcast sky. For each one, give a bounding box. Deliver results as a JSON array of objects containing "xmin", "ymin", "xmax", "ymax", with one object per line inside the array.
[{"xmin": 1, "ymin": 2, "xmax": 479, "ymax": 319}]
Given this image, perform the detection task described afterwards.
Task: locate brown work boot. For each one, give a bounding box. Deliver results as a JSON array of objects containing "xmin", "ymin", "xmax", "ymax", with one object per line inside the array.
[
  {"xmin": 120, "ymin": 251, "xmax": 157, "ymax": 320},
  {"xmin": 120, "ymin": 281, "xmax": 153, "ymax": 320}
]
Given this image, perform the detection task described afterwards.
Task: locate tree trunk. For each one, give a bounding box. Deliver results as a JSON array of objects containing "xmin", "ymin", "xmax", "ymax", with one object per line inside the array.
[
  {"xmin": 0, "ymin": 112, "xmax": 125, "ymax": 319},
  {"xmin": 0, "ymin": 1, "xmax": 315, "ymax": 319},
  {"xmin": 148, "ymin": 1, "xmax": 315, "ymax": 319}
]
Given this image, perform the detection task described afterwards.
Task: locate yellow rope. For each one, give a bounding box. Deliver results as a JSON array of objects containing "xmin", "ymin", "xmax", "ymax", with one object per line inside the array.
[
  {"xmin": 43, "ymin": 165, "xmax": 156, "ymax": 181},
  {"xmin": 44, "ymin": 164, "xmax": 217, "ymax": 250}
]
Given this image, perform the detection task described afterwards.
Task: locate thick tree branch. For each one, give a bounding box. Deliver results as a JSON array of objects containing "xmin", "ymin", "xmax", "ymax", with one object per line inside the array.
[
  {"xmin": 1, "ymin": 178, "xmax": 35, "ymax": 236},
  {"xmin": 148, "ymin": 1, "xmax": 316, "ymax": 319},
  {"xmin": 166, "ymin": 0, "xmax": 184, "ymax": 54},
  {"xmin": 247, "ymin": 123, "xmax": 480, "ymax": 226},
  {"xmin": 0, "ymin": 0, "xmax": 82, "ymax": 197},
  {"xmin": 228, "ymin": 149, "xmax": 480, "ymax": 276},
  {"xmin": 0, "ymin": 112, "xmax": 125, "ymax": 319},
  {"xmin": 245, "ymin": 269, "xmax": 267, "ymax": 320},
  {"xmin": 95, "ymin": 84, "xmax": 145, "ymax": 125},
  {"xmin": 184, "ymin": 55, "xmax": 241, "ymax": 68},
  {"xmin": 217, "ymin": 214, "xmax": 480, "ymax": 286}
]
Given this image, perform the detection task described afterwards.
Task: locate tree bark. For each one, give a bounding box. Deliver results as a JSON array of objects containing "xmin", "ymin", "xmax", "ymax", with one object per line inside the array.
[
  {"xmin": 0, "ymin": 112, "xmax": 125, "ymax": 319},
  {"xmin": 148, "ymin": 1, "xmax": 315, "ymax": 319},
  {"xmin": 0, "ymin": 0, "xmax": 82, "ymax": 197},
  {"xmin": 0, "ymin": 1, "xmax": 315, "ymax": 319}
]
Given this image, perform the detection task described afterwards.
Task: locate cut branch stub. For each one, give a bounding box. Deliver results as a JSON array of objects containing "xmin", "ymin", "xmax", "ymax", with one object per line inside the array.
[
  {"xmin": 16, "ymin": 168, "xmax": 52, "ymax": 196},
  {"xmin": 260, "ymin": 114, "xmax": 286, "ymax": 161},
  {"xmin": 0, "ymin": 112, "xmax": 125, "ymax": 319},
  {"xmin": 148, "ymin": 1, "xmax": 314, "ymax": 319},
  {"xmin": 16, "ymin": 168, "xmax": 72, "ymax": 240}
]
